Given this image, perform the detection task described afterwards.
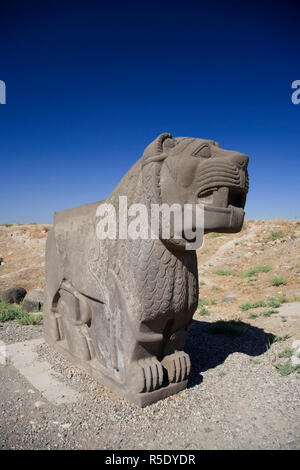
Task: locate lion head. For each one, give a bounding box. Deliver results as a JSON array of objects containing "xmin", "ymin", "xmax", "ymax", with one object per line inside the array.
[{"xmin": 141, "ymin": 133, "xmax": 249, "ymax": 249}]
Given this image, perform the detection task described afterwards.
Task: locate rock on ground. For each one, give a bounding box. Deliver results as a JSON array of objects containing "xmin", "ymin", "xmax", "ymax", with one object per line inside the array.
[
  {"xmin": 0, "ymin": 287, "xmax": 27, "ymax": 304},
  {"xmin": 22, "ymin": 288, "xmax": 44, "ymax": 313}
]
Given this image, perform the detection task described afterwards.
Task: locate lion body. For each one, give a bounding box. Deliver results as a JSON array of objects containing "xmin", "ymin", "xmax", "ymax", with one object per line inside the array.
[{"xmin": 44, "ymin": 133, "xmax": 248, "ymax": 406}]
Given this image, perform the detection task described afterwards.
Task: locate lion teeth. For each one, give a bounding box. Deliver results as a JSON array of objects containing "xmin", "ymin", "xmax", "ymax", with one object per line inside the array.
[
  {"xmin": 198, "ymin": 192, "xmax": 213, "ymax": 204},
  {"xmin": 213, "ymin": 187, "xmax": 229, "ymax": 208}
]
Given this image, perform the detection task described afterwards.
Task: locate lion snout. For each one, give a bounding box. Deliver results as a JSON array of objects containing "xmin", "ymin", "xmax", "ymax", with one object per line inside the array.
[{"xmin": 229, "ymin": 152, "xmax": 249, "ymax": 170}]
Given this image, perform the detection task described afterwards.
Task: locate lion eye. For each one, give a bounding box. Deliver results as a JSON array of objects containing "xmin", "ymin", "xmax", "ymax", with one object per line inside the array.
[{"xmin": 198, "ymin": 145, "xmax": 211, "ymax": 159}]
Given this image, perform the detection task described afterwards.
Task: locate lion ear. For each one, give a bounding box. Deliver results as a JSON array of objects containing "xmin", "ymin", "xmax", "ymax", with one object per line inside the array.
[
  {"xmin": 141, "ymin": 133, "xmax": 172, "ymax": 207},
  {"xmin": 142, "ymin": 133, "xmax": 173, "ymax": 164}
]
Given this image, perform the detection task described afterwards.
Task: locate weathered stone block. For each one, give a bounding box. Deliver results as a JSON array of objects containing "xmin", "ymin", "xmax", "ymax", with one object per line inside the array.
[
  {"xmin": 0, "ymin": 287, "xmax": 27, "ymax": 304},
  {"xmin": 22, "ymin": 288, "xmax": 44, "ymax": 313}
]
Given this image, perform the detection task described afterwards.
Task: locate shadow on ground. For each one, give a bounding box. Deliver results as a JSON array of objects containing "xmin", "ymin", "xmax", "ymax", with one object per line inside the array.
[{"xmin": 185, "ymin": 319, "xmax": 275, "ymax": 388}]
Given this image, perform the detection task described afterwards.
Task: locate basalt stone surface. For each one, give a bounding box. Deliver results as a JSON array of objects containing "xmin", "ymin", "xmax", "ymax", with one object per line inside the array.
[
  {"xmin": 22, "ymin": 288, "xmax": 44, "ymax": 313},
  {"xmin": 44, "ymin": 133, "xmax": 249, "ymax": 406},
  {"xmin": 0, "ymin": 287, "xmax": 27, "ymax": 304}
]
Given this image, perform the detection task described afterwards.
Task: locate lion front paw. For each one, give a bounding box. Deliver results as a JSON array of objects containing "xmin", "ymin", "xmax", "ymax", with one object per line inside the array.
[
  {"xmin": 132, "ymin": 357, "xmax": 164, "ymax": 393},
  {"xmin": 161, "ymin": 351, "xmax": 191, "ymax": 383}
]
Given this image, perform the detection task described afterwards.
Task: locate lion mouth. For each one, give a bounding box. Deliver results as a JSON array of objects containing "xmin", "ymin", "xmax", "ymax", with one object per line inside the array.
[{"xmin": 197, "ymin": 186, "xmax": 246, "ymax": 212}]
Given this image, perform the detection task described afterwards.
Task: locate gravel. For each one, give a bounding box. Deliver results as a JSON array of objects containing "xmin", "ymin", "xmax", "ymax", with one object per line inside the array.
[
  {"xmin": 0, "ymin": 318, "xmax": 299, "ymax": 450},
  {"xmin": 0, "ymin": 320, "xmax": 44, "ymax": 343}
]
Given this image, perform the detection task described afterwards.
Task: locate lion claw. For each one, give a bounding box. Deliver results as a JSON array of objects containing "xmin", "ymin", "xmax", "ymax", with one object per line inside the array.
[
  {"xmin": 161, "ymin": 351, "xmax": 191, "ymax": 383},
  {"xmin": 133, "ymin": 357, "xmax": 164, "ymax": 393}
]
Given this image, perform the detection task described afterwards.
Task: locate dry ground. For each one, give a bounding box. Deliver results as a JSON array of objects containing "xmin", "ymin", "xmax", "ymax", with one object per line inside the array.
[
  {"xmin": 0, "ymin": 224, "xmax": 51, "ymax": 293},
  {"xmin": 195, "ymin": 219, "xmax": 300, "ymax": 338},
  {"xmin": 0, "ymin": 220, "xmax": 300, "ymax": 450}
]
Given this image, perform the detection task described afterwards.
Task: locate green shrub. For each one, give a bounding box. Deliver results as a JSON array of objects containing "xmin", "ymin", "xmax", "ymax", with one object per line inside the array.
[
  {"xmin": 277, "ymin": 296, "xmax": 289, "ymax": 304},
  {"xmin": 248, "ymin": 312, "xmax": 259, "ymax": 319},
  {"xmin": 272, "ymin": 334, "xmax": 290, "ymax": 343},
  {"xmin": 278, "ymin": 348, "xmax": 294, "ymax": 358},
  {"xmin": 274, "ymin": 360, "xmax": 300, "ymax": 376},
  {"xmin": 0, "ymin": 302, "xmax": 21, "ymax": 322},
  {"xmin": 267, "ymin": 297, "xmax": 282, "ymax": 308},
  {"xmin": 262, "ymin": 309, "xmax": 279, "ymax": 317},
  {"xmin": 239, "ymin": 300, "xmax": 267, "ymax": 311},
  {"xmin": 16, "ymin": 313, "xmax": 43, "ymax": 326},
  {"xmin": 215, "ymin": 269, "xmax": 235, "ymax": 276},
  {"xmin": 0, "ymin": 301, "xmax": 42, "ymax": 325},
  {"xmin": 198, "ymin": 307, "xmax": 210, "ymax": 316},
  {"xmin": 239, "ymin": 265, "xmax": 272, "ymax": 278},
  {"xmin": 270, "ymin": 277, "xmax": 287, "ymax": 286},
  {"xmin": 270, "ymin": 231, "xmax": 284, "ymax": 240},
  {"xmin": 198, "ymin": 299, "xmax": 217, "ymax": 307},
  {"xmin": 240, "ymin": 296, "xmax": 289, "ymax": 311},
  {"xmin": 274, "ymin": 362, "xmax": 295, "ymax": 376}
]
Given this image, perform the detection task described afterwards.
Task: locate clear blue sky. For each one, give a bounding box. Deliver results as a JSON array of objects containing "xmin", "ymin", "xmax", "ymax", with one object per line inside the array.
[{"xmin": 0, "ymin": 0, "xmax": 299, "ymax": 223}]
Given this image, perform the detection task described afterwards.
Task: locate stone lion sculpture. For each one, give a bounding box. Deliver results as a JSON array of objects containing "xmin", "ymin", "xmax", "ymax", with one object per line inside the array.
[{"xmin": 44, "ymin": 133, "xmax": 249, "ymax": 406}]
